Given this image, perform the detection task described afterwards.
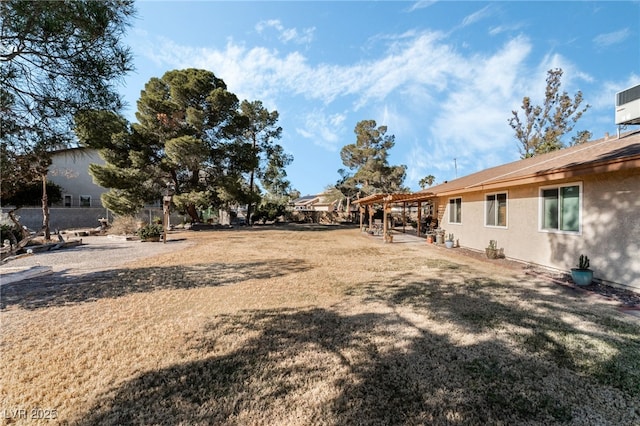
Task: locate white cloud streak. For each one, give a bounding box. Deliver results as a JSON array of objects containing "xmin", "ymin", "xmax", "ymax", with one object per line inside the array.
[
  {"xmin": 255, "ymin": 19, "xmax": 315, "ymax": 45},
  {"xmin": 296, "ymin": 111, "xmax": 347, "ymax": 151},
  {"xmin": 461, "ymin": 5, "xmax": 493, "ymax": 27},
  {"xmin": 593, "ymin": 28, "xmax": 630, "ymax": 48},
  {"xmin": 406, "ymin": 0, "xmax": 438, "ymax": 13},
  {"xmin": 133, "ymin": 26, "xmax": 600, "ymax": 187}
]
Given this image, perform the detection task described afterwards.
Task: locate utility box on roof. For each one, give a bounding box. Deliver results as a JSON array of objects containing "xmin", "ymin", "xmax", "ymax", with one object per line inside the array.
[{"xmin": 615, "ymin": 84, "xmax": 640, "ymax": 125}]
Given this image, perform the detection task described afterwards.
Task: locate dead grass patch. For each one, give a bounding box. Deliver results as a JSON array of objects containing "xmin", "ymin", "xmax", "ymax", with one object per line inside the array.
[{"xmin": 1, "ymin": 226, "xmax": 639, "ymax": 425}]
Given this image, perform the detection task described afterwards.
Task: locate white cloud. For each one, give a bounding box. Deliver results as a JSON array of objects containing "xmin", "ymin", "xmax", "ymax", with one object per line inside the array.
[
  {"xmin": 406, "ymin": 0, "xmax": 438, "ymax": 13},
  {"xmin": 296, "ymin": 110, "xmax": 347, "ymax": 151},
  {"xmin": 593, "ymin": 28, "xmax": 630, "ymax": 48},
  {"xmin": 461, "ymin": 5, "xmax": 493, "ymax": 27},
  {"xmin": 412, "ymin": 36, "xmax": 533, "ymax": 182},
  {"xmin": 489, "ymin": 23, "xmax": 525, "ymax": 36},
  {"xmin": 132, "ymin": 29, "xmax": 584, "ymax": 181},
  {"xmin": 255, "ymin": 19, "xmax": 315, "ymax": 45},
  {"xmin": 133, "ymin": 30, "xmax": 476, "ymax": 115}
]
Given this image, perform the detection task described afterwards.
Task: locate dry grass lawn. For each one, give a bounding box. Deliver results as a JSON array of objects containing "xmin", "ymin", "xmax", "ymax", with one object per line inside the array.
[{"xmin": 1, "ymin": 225, "xmax": 639, "ymax": 425}]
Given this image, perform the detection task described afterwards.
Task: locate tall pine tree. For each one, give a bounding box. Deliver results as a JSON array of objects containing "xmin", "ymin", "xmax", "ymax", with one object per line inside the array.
[
  {"xmin": 77, "ymin": 69, "xmax": 243, "ymax": 221},
  {"xmin": 339, "ymin": 120, "xmax": 406, "ymax": 197}
]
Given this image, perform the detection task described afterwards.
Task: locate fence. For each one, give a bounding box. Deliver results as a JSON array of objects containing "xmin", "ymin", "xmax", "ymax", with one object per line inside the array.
[{"xmin": 1, "ymin": 207, "xmax": 185, "ymax": 231}]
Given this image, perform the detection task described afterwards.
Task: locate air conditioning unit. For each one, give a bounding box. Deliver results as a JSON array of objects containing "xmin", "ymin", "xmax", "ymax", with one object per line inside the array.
[{"xmin": 615, "ymin": 84, "xmax": 640, "ymax": 125}]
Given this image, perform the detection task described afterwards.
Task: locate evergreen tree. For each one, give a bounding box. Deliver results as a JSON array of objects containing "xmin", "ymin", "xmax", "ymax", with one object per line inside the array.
[
  {"xmin": 236, "ymin": 100, "xmax": 291, "ymax": 225},
  {"xmin": 77, "ymin": 69, "xmax": 243, "ymax": 221},
  {"xmin": 339, "ymin": 120, "xmax": 406, "ymax": 197}
]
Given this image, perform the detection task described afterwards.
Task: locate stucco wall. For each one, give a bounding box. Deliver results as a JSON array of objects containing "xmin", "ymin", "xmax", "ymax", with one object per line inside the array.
[{"xmin": 438, "ymin": 169, "xmax": 640, "ymax": 291}]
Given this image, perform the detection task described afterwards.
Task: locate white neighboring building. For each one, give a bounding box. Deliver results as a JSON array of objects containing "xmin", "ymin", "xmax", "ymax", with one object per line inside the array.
[{"xmin": 48, "ymin": 147, "xmax": 106, "ymax": 208}]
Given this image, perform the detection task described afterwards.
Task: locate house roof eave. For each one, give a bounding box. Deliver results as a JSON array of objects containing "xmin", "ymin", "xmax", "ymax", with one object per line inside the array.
[{"xmin": 433, "ymin": 155, "xmax": 640, "ymax": 197}]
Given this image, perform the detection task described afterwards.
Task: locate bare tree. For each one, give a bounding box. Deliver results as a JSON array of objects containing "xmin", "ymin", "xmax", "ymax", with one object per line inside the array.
[{"xmin": 508, "ymin": 68, "xmax": 591, "ymax": 158}]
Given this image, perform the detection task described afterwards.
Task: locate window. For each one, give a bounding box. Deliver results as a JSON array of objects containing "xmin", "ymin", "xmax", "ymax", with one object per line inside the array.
[
  {"xmin": 486, "ymin": 193, "xmax": 507, "ymax": 227},
  {"xmin": 540, "ymin": 183, "xmax": 581, "ymax": 233},
  {"xmin": 64, "ymin": 195, "xmax": 72, "ymax": 207},
  {"xmin": 448, "ymin": 197, "xmax": 462, "ymax": 224},
  {"xmin": 79, "ymin": 195, "xmax": 91, "ymax": 207}
]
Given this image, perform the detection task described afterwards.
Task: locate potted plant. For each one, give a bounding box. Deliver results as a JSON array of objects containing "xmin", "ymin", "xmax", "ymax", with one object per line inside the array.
[
  {"xmin": 485, "ymin": 240, "xmax": 504, "ymax": 259},
  {"xmin": 571, "ymin": 254, "xmax": 593, "ymax": 286},
  {"xmin": 445, "ymin": 233, "xmax": 454, "ymax": 248},
  {"xmin": 137, "ymin": 223, "xmax": 163, "ymax": 242}
]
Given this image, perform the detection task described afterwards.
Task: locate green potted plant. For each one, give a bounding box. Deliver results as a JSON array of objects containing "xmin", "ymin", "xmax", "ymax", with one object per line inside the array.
[
  {"xmin": 571, "ymin": 254, "xmax": 593, "ymax": 286},
  {"xmin": 137, "ymin": 223, "xmax": 163, "ymax": 242},
  {"xmin": 445, "ymin": 233, "xmax": 454, "ymax": 248}
]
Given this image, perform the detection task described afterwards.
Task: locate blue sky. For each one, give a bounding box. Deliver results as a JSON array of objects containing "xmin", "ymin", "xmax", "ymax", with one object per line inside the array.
[{"xmin": 119, "ymin": 1, "xmax": 639, "ymax": 196}]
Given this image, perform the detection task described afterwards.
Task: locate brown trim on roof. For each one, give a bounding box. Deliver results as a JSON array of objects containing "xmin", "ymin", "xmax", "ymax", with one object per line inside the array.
[
  {"xmin": 355, "ymin": 192, "xmax": 435, "ymax": 206},
  {"xmin": 421, "ymin": 131, "xmax": 640, "ymax": 197},
  {"xmin": 435, "ymin": 156, "xmax": 640, "ymax": 197},
  {"xmin": 353, "ymin": 131, "xmax": 640, "ymax": 203}
]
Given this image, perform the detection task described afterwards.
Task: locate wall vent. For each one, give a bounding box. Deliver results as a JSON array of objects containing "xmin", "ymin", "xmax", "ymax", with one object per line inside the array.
[{"xmin": 615, "ymin": 84, "xmax": 640, "ymax": 125}]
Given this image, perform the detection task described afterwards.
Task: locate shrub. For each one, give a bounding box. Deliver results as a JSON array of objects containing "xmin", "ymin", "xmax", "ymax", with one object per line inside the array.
[
  {"xmin": 0, "ymin": 223, "xmax": 22, "ymax": 245},
  {"xmin": 137, "ymin": 223, "xmax": 163, "ymax": 240},
  {"xmin": 109, "ymin": 215, "xmax": 139, "ymax": 235}
]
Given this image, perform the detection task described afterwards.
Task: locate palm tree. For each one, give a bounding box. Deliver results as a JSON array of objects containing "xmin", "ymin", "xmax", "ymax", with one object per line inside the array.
[{"xmin": 419, "ymin": 175, "xmax": 436, "ymax": 189}]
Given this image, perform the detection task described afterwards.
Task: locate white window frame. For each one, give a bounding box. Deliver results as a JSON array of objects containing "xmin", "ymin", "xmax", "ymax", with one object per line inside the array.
[
  {"xmin": 538, "ymin": 182, "xmax": 582, "ymax": 234},
  {"xmin": 79, "ymin": 195, "xmax": 92, "ymax": 207},
  {"xmin": 63, "ymin": 194, "xmax": 72, "ymax": 207},
  {"xmin": 485, "ymin": 191, "xmax": 508, "ymax": 228},
  {"xmin": 448, "ymin": 197, "xmax": 462, "ymax": 224}
]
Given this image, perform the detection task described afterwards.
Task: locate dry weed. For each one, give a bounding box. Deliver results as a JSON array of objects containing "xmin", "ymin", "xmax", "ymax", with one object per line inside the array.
[{"xmin": 1, "ymin": 226, "xmax": 639, "ymax": 425}]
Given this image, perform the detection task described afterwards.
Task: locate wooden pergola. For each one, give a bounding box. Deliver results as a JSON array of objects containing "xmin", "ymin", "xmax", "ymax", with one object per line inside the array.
[{"xmin": 354, "ymin": 192, "xmax": 436, "ymax": 240}]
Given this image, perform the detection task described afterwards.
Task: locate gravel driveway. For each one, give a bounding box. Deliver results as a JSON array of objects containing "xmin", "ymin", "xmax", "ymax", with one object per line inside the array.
[{"xmin": 0, "ymin": 235, "xmax": 191, "ymax": 279}]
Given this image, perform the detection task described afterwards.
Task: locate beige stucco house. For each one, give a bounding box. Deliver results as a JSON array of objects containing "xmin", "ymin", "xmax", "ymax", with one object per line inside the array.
[
  {"xmin": 291, "ymin": 193, "xmax": 356, "ymax": 223},
  {"xmin": 292, "ymin": 194, "xmax": 337, "ymax": 212},
  {"xmin": 418, "ymin": 130, "xmax": 640, "ymax": 291}
]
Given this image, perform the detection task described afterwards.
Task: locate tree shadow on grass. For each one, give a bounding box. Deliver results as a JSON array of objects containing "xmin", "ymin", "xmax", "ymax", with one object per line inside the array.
[
  {"xmin": 0, "ymin": 259, "xmax": 310, "ymax": 311},
  {"xmin": 381, "ymin": 273, "xmax": 640, "ymax": 397},
  {"xmin": 74, "ymin": 297, "xmax": 640, "ymax": 425}
]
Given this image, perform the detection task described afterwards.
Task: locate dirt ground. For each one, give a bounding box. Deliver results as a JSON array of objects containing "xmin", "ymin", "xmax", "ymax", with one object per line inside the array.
[{"xmin": 1, "ymin": 225, "xmax": 639, "ymax": 425}]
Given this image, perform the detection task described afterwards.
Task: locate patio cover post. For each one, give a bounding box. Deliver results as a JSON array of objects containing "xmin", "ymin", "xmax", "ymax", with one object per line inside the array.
[
  {"xmin": 383, "ymin": 200, "xmax": 388, "ymax": 241},
  {"xmin": 402, "ymin": 202, "xmax": 406, "ymax": 233},
  {"xmin": 368, "ymin": 206, "xmax": 374, "ymax": 231},
  {"xmin": 417, "ymin": 201, "xmax": 422, "ymax": 237}
]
